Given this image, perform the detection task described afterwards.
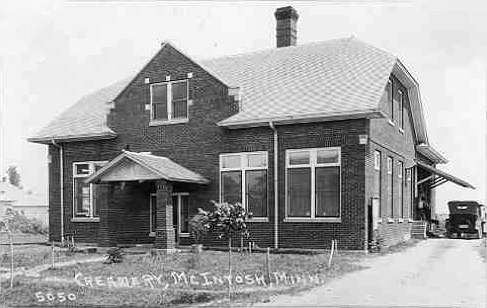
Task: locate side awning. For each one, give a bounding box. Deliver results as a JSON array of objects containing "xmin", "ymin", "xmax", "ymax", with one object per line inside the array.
[
  {"xmin": 85, "ymin": 150, "xmax": 209, "ymax": 184},
  {"xmin": 416, "ymin": 161, "xmax": 475, "ymax": 190}
]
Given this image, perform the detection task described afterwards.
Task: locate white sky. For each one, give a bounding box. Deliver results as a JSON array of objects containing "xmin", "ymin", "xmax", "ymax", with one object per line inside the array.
[{"xmin": 0, "ymin": 0, "xmax": 485, "ymax": 213}]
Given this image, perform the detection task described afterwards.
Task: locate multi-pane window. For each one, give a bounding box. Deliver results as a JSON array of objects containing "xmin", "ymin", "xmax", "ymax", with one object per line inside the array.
[
  {"xmin": 398, "ymin": 90, "xmax": 404, "ymax": 130},
  {"xmin": 220, "ymin": 152, "xmax": 268, "ymax": 218},
  {"xmin": 398, "ymin": 161, "xmax": 404, "ymax": 218},
  {"xmin": 286, "ymin": 148, "xmax": 341, "ymax": 219},
  {"xmin": 150, "ymin": 80, "xmax": 188, "ymax": 122},
  {"xmin": 387, "ymin": 157, "xmax": 393, "ymax": 218},
  {"xmin": 72, "ymin": 161, "xmax": 106, "ymax": 219},
  {"xmin": 387, "ymin": 79, "xmax": 393, "ymax": 121},
  {"xmin": 373, "ymin": 150, "xmax": 382, "ymax": 216}
]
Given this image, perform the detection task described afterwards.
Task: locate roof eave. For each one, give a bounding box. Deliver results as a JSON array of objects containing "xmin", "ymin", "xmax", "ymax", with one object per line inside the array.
[
  {"xmin": 27, "ymin": 132, "xmax": 117, "ymax": 144},
  {"xmin": 217, "ymin": 109, "xmax": 383, "ymax": 129},
  {"xmin": 416, "ymin": 144, "xmax": 449, "ymax": 164}
]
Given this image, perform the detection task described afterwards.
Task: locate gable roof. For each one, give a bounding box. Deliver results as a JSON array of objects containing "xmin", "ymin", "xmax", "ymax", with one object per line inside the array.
[
  {"xmin": 27, "ymin": 37, "xmax": 430, "ymax": 147},
  {"xmin": 86, "ymin": 150, "xmax": 209, "ymax": 184},
  {"xmin": 202, "ymin": 37, "xmax": 396, "ymax": 127}
]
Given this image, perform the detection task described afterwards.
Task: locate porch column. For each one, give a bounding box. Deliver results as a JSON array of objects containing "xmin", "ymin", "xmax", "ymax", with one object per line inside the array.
[
  {"xmin": 155, "ymin": 179, "xmax": 175, "ymax": 252},
  {"xmin": 98, "ymin": 183, "xmax": 123, "ymax": 247}
]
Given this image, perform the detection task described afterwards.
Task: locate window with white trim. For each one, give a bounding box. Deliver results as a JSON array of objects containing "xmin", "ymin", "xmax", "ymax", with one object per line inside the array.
[
  {"xmin": 72, "ymin": 161, "xmax": 107, "ymax": 220},
  {"xmin": 373, "ymin": 150, "xmax": 382, "ymax": 216},
  {"xmin": 150, "ymin": 80, "xmax": 188, "ymax": 122},
  {"xmin": 398, "ymin": 89, "xmax": 404, "ymax": 130},
  {"xmin": 220, "ymin": 152, "xmax": 268, "ymax": 218},
  {"xmin": 286, "ymin": 148, "xmax": 341, "ymax": 219},
  {"xmin": 398, "ymin": 161, "xmax": 404, "ymax": 218},
  {"xmin": 387, "ymin": 79, "xmax": 393, "ymax": 122},
  {"xmin": 387, "ymin": 157, "xmax": 393, "ymax": 218}
]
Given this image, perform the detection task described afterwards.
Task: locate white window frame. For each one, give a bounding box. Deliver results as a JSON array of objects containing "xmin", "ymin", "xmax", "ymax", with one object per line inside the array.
[
  {"xmin": 284, "ymin": 147, "xmax": 341, "ymax": 223},
  {"xmin": 174, "ymin": 192, "xmax": 190, "ymax": 237},
  {"xmin": 149, "ymin": 192, "xmax": 190, "ymax": 237},
  {"xmin": 149, "ymin": 79, "xmax": 189, "ymax": 126},
  {"xmin": 149, "ymin": 193, "xmax": 157, "ymax": 236},
  {"xmin": 398, "ymin": 89, "xmax": 404, "ymax": 132},
  {"xmin": 386, "ymin": 156, "xmax": 394, "ymax": 219},
  {"xmin": 398, "ymin": 161, "xmax": 404, "ymax": 218},
  {"xmin": 374, "ymin": 150, "xmax": 381, "ymax": 170},
  {"xmin": 219, "ymin": 151, "xmax": 268, "ymax": 222},
  {"xmin": 387, "ymin": 79, "xmax": 394, "ymax": 125},
  {"xmin": 72, "ymin": 161, "xmax": 108, "ymax": 222}
]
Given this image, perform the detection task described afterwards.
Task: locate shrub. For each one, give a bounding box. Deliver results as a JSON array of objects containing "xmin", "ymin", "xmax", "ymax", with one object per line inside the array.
[
  {"xmin": 104, "ymin": 248, "xmax": 124, "ymax": 264},
  {"xmin": 189, "ymin": 212, "xmax": 209, "ymax": 245},
  {"xmin": 2, "ymin": 208, "xmax": 48, "ymax": 235}
]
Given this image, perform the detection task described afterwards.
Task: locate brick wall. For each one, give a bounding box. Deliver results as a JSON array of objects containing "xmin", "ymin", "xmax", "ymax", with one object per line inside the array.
[
  {"xmin": 48, "ymin": 43, "xmax": 372, "ymax": 250},
  {"xmin": 366, "ymin": 73, "xmax": 418, "ymax": 247}
]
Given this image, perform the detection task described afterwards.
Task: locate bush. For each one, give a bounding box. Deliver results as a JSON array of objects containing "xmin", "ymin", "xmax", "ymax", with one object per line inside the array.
[
  {"xmin": 2, "ymin": 208, "xmax": 48, "ymax": 235},
  {"xmin": 189, "ymin": 212, "xmax": 209, "ymax": 245},
  {"xmin": 104, "ymin": 248, "xmax": 124, "ymax": 264}
]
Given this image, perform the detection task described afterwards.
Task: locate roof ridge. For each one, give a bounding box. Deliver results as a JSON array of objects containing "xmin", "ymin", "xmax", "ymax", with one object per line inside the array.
[{"xmin": 199, "ymin": 37, "xmax": 349, "ymax": 64}]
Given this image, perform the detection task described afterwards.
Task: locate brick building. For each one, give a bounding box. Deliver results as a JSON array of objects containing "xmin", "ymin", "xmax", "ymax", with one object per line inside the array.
[{"xmin": 28, "ymin": 7, "xmax": 474, "ymax": 251}]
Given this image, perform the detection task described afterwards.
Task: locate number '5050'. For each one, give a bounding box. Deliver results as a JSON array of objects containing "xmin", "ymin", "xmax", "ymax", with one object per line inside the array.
[{"xmin": 35, "ymin": 291, "xmax": 76, "ymax": 302}]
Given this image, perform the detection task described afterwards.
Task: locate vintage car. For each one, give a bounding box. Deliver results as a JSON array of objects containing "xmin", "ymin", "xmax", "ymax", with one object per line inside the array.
[{"xmin": 445, "ymin": 201, "xmax": 485, "ymax": 239}]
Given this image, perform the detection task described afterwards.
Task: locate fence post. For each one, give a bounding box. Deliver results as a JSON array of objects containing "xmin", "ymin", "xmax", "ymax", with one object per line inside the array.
[
  {"xmin": 9, "ymin": 232, "xmax": 13, "ymax": 288},
  {"xmin": 51, "ymin": 241, "xmax": 55, "ymax": 268},
  {"xmin": 266, "ymin": 247, "xmax": 271, "ymax": 286},
  {"xmin": 327, "ymin": 240, "xmax": 335, "ymax": 268}
]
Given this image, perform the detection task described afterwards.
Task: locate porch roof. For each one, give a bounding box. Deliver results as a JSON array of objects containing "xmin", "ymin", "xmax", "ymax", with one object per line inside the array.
[
  {"xmin": 85, "ymin": 150, "xmax": 209, "ymax": 184},
  {"xmin": 416, "ymin": 161, "xmax": 475, "ymax": 190}
]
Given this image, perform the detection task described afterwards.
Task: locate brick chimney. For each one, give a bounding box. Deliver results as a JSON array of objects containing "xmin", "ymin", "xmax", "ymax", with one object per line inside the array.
[{"xmin": 274, "ymin": 6, "xmax": 299, "ymax": 48}]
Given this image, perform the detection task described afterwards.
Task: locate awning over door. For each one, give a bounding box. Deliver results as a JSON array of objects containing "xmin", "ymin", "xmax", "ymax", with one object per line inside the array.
[
  {"xmin": 416, "ymin": 161, "xmax": 475, "ymax": 189},
  {"xmin": 85, "ymin": 150, "xmax": 209, "ymax": 184}
]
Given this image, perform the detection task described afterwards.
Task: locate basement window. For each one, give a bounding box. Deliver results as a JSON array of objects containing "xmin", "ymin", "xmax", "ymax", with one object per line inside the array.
[
  {"xmin": 150, "ymin": 80, "xmax": 188, "ymax": 125},
  {"xmin": 72, "ymin": 161, "xmax": 107, "ymax": 222}
]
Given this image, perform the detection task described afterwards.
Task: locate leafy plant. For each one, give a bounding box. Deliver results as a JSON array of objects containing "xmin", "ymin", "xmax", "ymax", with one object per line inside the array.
[
  {"xmin": 198, "ymin": 201, "xmax": 252, "ymax": 298},
  {"xmin": 2, "ymin": 208, "xmax": 48, "ymax": 235},
  {"xmin": 104, "ymin": 248, "xmax": 124, "ymax": 264},
  {"xmin": 189, "ymin": 213, "xmax": 209, "ymax": 245}
]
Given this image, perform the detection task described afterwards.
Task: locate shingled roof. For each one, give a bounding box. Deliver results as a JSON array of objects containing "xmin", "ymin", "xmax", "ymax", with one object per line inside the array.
[{"xmin": 28, "ymin": 37, "xmax": 417, "ymax": 143}]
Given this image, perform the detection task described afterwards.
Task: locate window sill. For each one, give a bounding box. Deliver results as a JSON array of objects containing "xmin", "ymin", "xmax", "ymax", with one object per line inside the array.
[
  {"xmin": 149, "ymin": 118, "xmax": 188, "ymax": 126},
  {"xmin": 71, "ymin": 217, "xmax": 99, "ymax": 223},
  {"xmin": 149, "ymin": 232, "xmax": 155, "ymax": 237},
  {"xmin": 284, "ymin": 217, "xmax": 341, "ymax": 223},
  {"xmin": 399, "ymin": 128, "xmax": 404, "ymax": 134},
  {"xmin": 398, "ymin": 218, "xmax": 404, "ymax": 223},
  {"xmin": 388, "ymin": 119, "xmax": 395, "ymax": 127},
  {"xmin": 179, "ymin": 233, "xmax": 190, "ymax": 238},
  {"xmin": 387, "ymin": 218, "xmax": 395, "ymax": 223},
  {"xmin": 408, "ymin": 218, "xmax": 414, "ymax": 223},
  {"xmin": 247, "ymin": 218, "xmax": 269, "ymax": 223}
]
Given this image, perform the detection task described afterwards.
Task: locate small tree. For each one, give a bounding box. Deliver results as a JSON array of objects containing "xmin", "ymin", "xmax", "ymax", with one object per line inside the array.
[
  {"xmin": 199, "ymin": 201, "xmax": 252, "ymax": 299},
  {"xmin": 189, "ymin": 212, "xmax": 209, "ymax": 252},
  {"xmin": 5, "ymin": 166, "xmax": 22, "ymax": 189}
]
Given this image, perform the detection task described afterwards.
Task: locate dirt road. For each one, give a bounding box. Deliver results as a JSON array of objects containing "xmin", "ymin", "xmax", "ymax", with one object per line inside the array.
[{"xmin": 258, "ymin": 239, "xmax": 486, "ymax": 307}]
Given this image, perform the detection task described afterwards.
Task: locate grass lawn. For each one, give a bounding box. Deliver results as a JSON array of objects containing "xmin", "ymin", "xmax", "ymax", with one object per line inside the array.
[{"xmin": 0, "ymin": 249, "xmax": 367, "ymax": 307}]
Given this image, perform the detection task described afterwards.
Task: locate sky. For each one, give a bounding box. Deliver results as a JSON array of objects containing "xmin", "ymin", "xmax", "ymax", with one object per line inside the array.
[{"xmin": 0, "ymin": 0, "xmax": 485, "ymax": 213}]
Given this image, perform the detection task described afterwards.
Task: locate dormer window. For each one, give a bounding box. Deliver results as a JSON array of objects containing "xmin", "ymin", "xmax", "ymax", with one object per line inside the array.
[{"xmin": 150, "ymin": 80, "xmax": 188, "ymax": 124}]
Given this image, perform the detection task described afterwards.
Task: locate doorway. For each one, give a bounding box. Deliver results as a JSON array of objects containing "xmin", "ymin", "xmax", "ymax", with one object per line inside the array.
[{"xmin": 149, "ymin": 192, "xmax": 189, "ymax": 243}]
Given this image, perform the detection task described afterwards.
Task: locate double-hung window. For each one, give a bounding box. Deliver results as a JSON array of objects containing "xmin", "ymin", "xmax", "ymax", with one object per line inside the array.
[
  {"xmin": 220, "ymin": 152, "xmax": 268, "ymax": 218},
  {"xmin": 387, "ymin": 157, "xmax": 393, "ymax": 218},
  {"xmin": 398, "ymin": 90, "xmax": 404, "ymax": 130},
  {"xmin": 398, "ymin": 161, "xmax": 404, "ymax": 218},
  {"xmin": 387, "ymin": 79, "xmax": 393, "ymax": 122},
  {"xmin": 373, "ymin": 150, "xmax": 382, "ymax": 216},
  {"xmin": 286, "ymin": 148, "xmax": 341, "ymax": 220},
  {"xmin": 72, "ymin": 161, "xmax": 107, "ymax": 221},
  {"xmin": 150, "ymin": 80, "xmax": 188, "ymax": 123}
]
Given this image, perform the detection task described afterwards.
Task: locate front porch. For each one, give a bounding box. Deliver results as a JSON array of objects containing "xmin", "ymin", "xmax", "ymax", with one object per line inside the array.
[{"xmin": 85, "ymin": 150, "xmax": 209, "ymax": 251}]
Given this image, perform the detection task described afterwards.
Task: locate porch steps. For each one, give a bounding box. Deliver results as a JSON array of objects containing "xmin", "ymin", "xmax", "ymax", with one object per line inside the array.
[{"xmin": 411, "ymin": 221, "xmax": 427, "ymax": 239}]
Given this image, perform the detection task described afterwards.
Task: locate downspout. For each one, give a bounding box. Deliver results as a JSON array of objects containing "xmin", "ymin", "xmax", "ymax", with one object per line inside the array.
[
  {"xmin": 51, "ymin": 139, "xmax": 64, "ymax": 244},
  {"xmin": 269, "ymin": 122, "xmax": 278, "ymax": 249}
]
